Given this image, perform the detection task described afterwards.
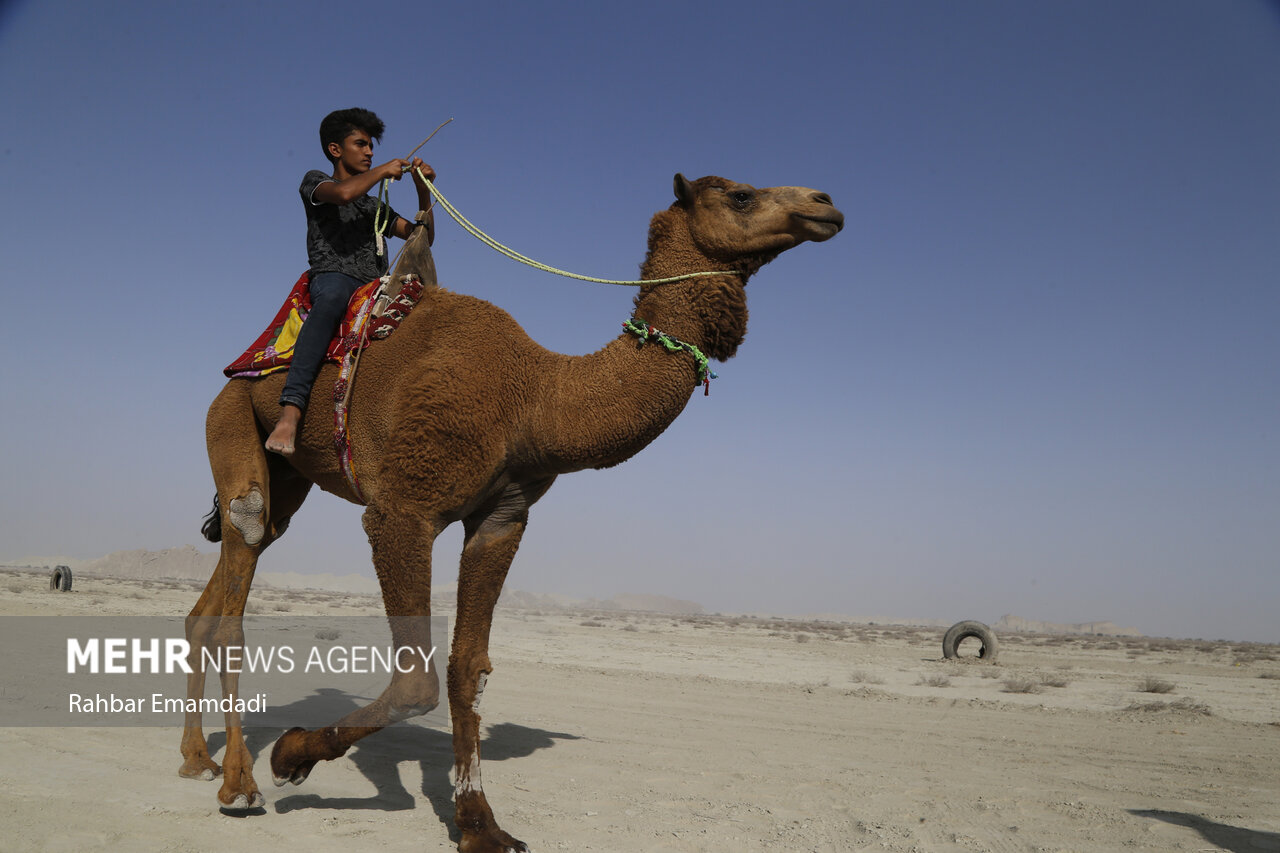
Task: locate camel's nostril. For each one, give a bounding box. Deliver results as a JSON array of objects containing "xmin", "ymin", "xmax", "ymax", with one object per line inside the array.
[{"xmin": 813, "ymin": 193, "xmax": 833, "ymax": 206}]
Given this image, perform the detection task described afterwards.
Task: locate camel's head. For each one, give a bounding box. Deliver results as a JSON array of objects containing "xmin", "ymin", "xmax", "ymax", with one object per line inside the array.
[{"xmin": 672, "ymin": 173, "xmax": 843, "ymax": 264}]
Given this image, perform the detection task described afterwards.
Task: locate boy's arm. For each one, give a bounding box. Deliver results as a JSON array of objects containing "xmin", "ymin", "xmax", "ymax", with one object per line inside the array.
[
  {"xmin": 312, "ymin": 159, "xmax": 411, "ymax": 205},
  {"xmin": 391, "ymin": 159, "xmax": 436, "ymax": 245}
]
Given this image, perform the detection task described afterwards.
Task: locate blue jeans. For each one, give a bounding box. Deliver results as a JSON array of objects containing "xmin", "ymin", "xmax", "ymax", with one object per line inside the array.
[{"xmin": 279, "ymin": 271, "xmax": 363, "ymax": 410}]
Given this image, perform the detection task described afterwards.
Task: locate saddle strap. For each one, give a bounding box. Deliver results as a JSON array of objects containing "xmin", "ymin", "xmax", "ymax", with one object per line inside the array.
[{"xmin": 330, "ymin": 274, "xmax": 428, "ymax": 504}]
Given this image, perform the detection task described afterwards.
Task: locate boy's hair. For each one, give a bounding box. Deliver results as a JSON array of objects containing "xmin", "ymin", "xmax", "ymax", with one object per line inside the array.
[{"xmin": 319, "ymin": 108, "xmax": 386, "ymax": 162}]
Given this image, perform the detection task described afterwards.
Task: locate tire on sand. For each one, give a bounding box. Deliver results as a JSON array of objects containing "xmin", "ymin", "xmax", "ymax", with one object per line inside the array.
[
  {"xmin": 49, "ymin": 565, "xmax": 73, "ymax": 592},
  {"xmin": 942, "ymin": 620, "xmax": 997, "ymax": 662}
]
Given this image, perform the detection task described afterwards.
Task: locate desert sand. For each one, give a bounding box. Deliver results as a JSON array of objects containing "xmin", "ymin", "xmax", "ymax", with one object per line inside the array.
[{"xmin": 1, "ymin": 566, "xmax": 1277, "ymax": 852}]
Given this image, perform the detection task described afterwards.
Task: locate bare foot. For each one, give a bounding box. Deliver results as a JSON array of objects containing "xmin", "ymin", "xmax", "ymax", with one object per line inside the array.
[{"xmin": 266, "ymin": 405, "xmax": 302, "ymax": 456}]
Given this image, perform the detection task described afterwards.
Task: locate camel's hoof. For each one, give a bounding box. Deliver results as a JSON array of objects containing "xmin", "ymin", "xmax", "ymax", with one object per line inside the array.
[
  {"xmin": 460, "ymin": 829, "xmax": 530, "ymax": 853},
  {"xmin": 178, "ymin": 757, "xmax": 221, "ymax": 781},
  {"xmin": 270, "ymin": 727, "xmax": 317, "ymax": 787},
  {"xmin": 220, "ymin": 791, "xmax": 265, "ymax": 811},
  {"xmin": 271, "ymin": 768, "xmax": 311, "ymax": 788}
]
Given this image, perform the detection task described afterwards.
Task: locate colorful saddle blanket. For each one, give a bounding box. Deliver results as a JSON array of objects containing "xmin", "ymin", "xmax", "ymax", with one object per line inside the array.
[{"xmin": 223, "ymin": 272, "xmax": 423, "ymax": 378}]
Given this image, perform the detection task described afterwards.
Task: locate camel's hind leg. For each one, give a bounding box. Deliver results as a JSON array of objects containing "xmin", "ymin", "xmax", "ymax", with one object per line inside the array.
[{"xmin": 180, "ymin": 383, "xmax": 312, "ymax": 809}]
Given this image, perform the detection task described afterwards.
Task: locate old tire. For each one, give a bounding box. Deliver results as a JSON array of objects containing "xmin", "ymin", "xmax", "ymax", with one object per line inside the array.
[
  {"xmin": 942, "ymin": 620, "xmax": 997, "ymax": 662},
  {"xmin": 49, "ymin": 565, "xmax": 73, "ymax": 592}
]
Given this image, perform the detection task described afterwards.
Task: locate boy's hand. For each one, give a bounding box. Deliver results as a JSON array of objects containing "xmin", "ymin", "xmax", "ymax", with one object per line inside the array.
[
  {"xmin": 409, "ymin": 158, "xmax": 436, "ymax": 186},
  {"xmin": 374, "ymin": 158, "xmax": 412, "ymax": 181}
]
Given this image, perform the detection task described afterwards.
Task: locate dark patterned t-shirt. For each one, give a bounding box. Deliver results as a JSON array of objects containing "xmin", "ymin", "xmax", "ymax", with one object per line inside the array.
[{"xmin": 300, "ymin": 170, "xmax": 402, "ymax": 283}]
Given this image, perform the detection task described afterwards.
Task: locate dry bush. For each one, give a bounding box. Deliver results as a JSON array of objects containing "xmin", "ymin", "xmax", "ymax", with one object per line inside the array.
[
  {"xmin": 1124, "ymin": 697, "xmax": 1211, "ymax": 715},
  {"xmin": 976, "ymin": 668, "xmax": 1001, "ymax": 679},
  {"xmin": 794, "ymin": 633, "xmax": 811, "ymax": 644},
  {"xmin": 579, "ymin": 619, "xmax": 606, "ymax": 628},
  {"xmin": 622, "ymin": 623, "xmax": 639, "ymax": 632},
  {"xmin": 849, "ymin": 670, "xmax": 885, "ymax": 685},
  {"xmin": 273, "ymin": 603, "xmax": 292, "ymax": 612},
  {"xmin": 1002, "ymin": 678, "xmax": 1043, "ymax": 694},
  {"xmin": 1257, "ymin": 672, "xmax": 1280, "ymax": 680},
  {"xmin": 1039, "ymin": 674, "xmax": 1071, "ymax": 688},
  {"xmin": 1233, "ymin": 644, "xmax": 1280, "ymax": 665},
  {"xmin": 916, "ymin": 674, "xmax": 952, "ymax": 688},
  {"xmin": 1137, "ymin": 676, "xmax": 1176, "ymax": 694},
  {"xmin": 7, "ymin": 583, "xmax": 23, "ymax": 594},
  {"xmin": 315, "ymin": 628, "xmax": 342, "ymax": 641}
]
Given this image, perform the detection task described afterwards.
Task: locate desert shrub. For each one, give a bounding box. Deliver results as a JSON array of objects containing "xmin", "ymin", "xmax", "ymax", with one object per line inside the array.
[
  {"xmin": 273, "ymin": 603, "xmax": 292, "ymax": 612},
  {"xmin": 917, "ymin": 674, "xmax": 952, "ymax": 688},
  {"xmin": 1125, "ymin": 697, "xmax": 1210, "ymax": 715},
  {"xmin": 1137, "ymin": 677, "xmax": 1176, "ymax": 694},
  {"xmin": 976, "ymin": 668, "xmax": 1001, "ymax": 679},
  {"xmin": 1001, "ymin": 678, "xmax": 1042, "ymax": 694},
  {"xmin": 7, "ymin": 583, "xmax": 23, "ymax": 594},
  {"xmin": 849, "ymin": 670, "xmax": 885, "ymax": 685},
  {"xmin": 1039, "ymin": 674, "xmax": 1071, "ymax": 688},
  {"xmin": 622, "ymin": 623, "xmax": 639, "ymax": 632},
  {"xmin": 794, "ymin": 633, "xmax": 811, "ymax": 644},
  {"xmin": 315, "ymin": 628, "xmax": 341, "ymax": 641},
  {"xmin": 1233, "ymin": 645, "xmax": 1280, "ymax": 665},
  {"xmin": 579, "ymin": 619, "xmax": 606, "ymax": 628},
  {"xmin": 1257, "ymin": 672, "xmax": 1280, "ymax": 680}
]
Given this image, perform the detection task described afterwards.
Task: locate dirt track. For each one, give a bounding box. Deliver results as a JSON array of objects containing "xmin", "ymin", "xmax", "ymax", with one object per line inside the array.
[{"xmin": 2, "ymin": 569, "xmax": 1277, "ymax": 852}]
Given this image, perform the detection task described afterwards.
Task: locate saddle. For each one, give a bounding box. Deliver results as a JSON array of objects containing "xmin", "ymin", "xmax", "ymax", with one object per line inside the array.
[{"xmin": 222, "ymin": 272, "xmax": 423, "ymax": 378}]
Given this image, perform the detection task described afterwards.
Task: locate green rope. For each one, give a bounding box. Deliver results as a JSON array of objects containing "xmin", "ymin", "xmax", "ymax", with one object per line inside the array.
[
  {"xmin": 373, "ymin": 178, "xmax": 395, "ymax": 257},
  {"xmin": 415, "ymin": 168, "xmax": 733, "ymax": 287},
  {"xmin": 623, "ymin": 318, "xmax": 718, "ymax": 394}
]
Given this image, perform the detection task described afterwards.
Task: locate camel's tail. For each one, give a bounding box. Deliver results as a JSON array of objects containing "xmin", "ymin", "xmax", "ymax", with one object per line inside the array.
[{"xmin": 200, "ymin": 493, "xmax": 222, "ymax": 543}]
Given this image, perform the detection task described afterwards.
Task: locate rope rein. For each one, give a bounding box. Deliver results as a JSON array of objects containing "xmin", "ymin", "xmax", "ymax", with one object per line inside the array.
[
  {"xmin": 372, "ymin": 159, "xmax": 729, "ymax": 395},
  {"xmin": 403, "ymin": 167, "xmax": 733, "ymax": 288}
]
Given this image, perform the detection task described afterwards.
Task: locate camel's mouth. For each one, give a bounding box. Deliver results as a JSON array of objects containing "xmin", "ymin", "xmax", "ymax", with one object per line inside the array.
[{"xmin": 794, "ymin": 211, "xmax": 844, "ymax": 241}]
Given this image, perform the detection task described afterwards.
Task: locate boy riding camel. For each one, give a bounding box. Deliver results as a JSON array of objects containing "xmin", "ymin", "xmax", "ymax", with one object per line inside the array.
[{"xmin": 266, "ymin": 107, "xmax": 436, "ymax": 456}]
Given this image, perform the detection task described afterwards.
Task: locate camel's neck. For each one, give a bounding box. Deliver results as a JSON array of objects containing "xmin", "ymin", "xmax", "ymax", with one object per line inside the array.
[
  {"xmin": 538, "ymin": 208, "xmax": 763, "ymax": 473},
  {"xmin": 631, "ymin": 207, "xmax": 764, "ymax": 361}
]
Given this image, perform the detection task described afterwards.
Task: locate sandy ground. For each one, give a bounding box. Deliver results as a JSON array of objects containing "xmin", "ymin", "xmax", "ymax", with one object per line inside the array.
[{"xmin": 1, "ymin": 568, "xmax": 1278, "ymax": 852}]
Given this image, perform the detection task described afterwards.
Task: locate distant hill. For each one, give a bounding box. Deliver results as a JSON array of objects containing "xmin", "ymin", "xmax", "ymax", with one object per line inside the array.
[
  {"xmin": 495, "ymin": 588, "xmax": 704, "ymax": 614},
  {"xmin": 994, "ymin": 613, "xmax": 1142, "ymax": 637},
  {"xmin": 4, "ymin": 546, "xmax": 217, "ymax": 581},
  {"xmin": 3, "ymin": 549, "xmax": 1136, "ymax": 632},
  {"xmin": 2, "ymin": 547, "xmax": 704, "ymax": 614}
]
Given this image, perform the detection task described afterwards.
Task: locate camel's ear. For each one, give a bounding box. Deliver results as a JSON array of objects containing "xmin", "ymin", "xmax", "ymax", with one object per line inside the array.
[{"xmin": 673, "ymin": 173, "xmax": 695, "ymax": 207}]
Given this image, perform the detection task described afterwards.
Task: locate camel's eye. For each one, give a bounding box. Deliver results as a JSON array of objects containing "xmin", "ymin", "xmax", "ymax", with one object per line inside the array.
[{"xmin": 731, "ymin": 191, "xmax": 754, "ymax": 207}]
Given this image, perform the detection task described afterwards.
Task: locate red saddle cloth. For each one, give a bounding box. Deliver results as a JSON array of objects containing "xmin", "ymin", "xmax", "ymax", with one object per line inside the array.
[{"xmin": 223, "ymin": 272, "xmax": 421, "ymax": 378}]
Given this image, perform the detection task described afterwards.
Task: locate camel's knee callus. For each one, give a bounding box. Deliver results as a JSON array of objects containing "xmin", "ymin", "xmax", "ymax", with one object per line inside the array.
[{"xmin": 227, "ymin": 488, "xmax": 265, "ymax": 546}]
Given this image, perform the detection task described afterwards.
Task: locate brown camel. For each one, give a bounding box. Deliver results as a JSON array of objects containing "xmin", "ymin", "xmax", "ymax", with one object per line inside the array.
[{"xmin": 182, "ymin": 173, "xmax": 842, "ymax": 852}]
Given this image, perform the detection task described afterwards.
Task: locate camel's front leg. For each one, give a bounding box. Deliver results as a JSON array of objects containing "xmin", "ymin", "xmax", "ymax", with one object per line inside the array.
[
  {"xmin": 270, "ymin": 504, "xmax": 443, "ymax": 786},
  {"xmin": 450, "ymin": 496, "xmax": 545, "ymax": 853}
]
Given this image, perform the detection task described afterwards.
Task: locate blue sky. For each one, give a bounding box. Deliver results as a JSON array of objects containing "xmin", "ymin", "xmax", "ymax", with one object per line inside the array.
[{"xmin": 1, "ymin": 1, "xmax": 1276, "ymax": 641}]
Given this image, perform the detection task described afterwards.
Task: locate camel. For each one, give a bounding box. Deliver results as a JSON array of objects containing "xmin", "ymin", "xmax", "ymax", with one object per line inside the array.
[{"xmin": 182, "ymin": 173, "xmax": 842, "ymax": 852}]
